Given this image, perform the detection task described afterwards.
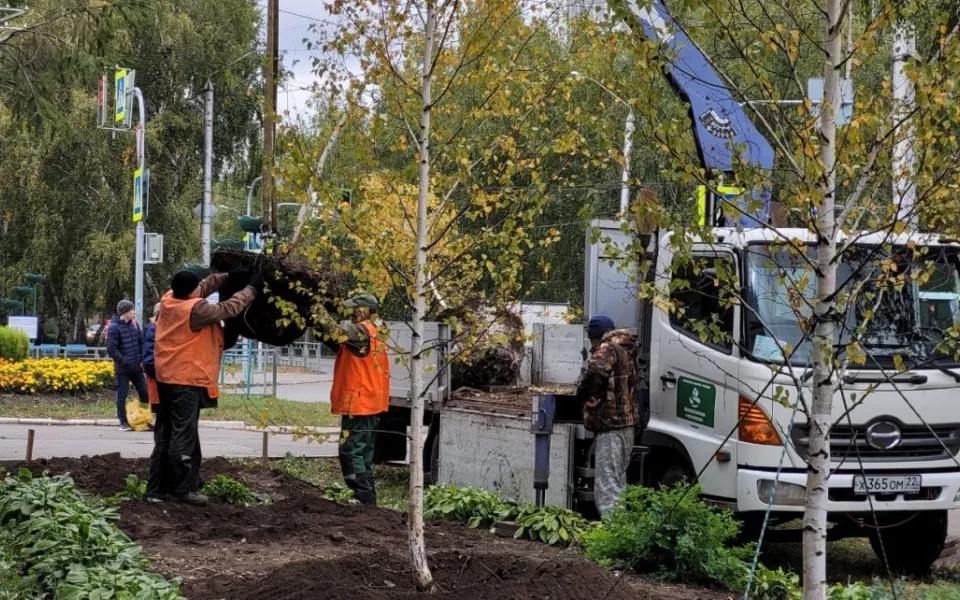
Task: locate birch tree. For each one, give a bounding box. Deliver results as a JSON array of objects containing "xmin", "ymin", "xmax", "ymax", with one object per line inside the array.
[
  {"xmin": 288, "ymin": 0, "xmax": 619, "ymax": 589},
  {"xmin": 600, "ymin": 1, "xmax": 960, "ymax": 597}
]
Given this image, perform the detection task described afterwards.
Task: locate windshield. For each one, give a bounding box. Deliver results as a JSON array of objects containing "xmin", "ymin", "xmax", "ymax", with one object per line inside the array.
[{"xmin": 744, "ymin": 244, "xmax": 960, "ymax": 368}]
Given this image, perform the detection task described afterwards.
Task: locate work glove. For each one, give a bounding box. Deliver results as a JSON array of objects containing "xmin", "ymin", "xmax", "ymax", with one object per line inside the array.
[{"xmin": 247, "ymin": 272, "xmax": 264, "ymax": 291}]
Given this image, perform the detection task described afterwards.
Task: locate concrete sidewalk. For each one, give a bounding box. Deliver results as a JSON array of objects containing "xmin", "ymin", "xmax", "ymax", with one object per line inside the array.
[
  {"xmin": 0, "ymin": 423, "xmax": 338, "ymax": 461},
  {"xmin": 221, "ymin": 367, "xmax": 334, "ymax": 403}
]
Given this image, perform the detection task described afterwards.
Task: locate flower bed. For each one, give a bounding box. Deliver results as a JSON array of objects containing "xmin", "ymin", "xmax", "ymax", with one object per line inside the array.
[{"xmin": 0, "ymin": 358, "xmax": 113, "ymax": 394}]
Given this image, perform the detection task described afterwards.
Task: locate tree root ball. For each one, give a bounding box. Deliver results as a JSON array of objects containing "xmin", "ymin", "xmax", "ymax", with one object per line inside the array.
[
  {"xmin": 211, "ymin": 249, "xmax": 342, "ymax": 347},
  {"xmin": 443, "ymin": 306, "xmax": 525, "ymax": 390}
]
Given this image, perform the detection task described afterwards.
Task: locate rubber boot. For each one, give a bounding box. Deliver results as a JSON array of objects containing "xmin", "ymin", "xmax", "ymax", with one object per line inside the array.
[{"xmin": 354, "ymin": 472, "xmax": 377, "ymax": 506}]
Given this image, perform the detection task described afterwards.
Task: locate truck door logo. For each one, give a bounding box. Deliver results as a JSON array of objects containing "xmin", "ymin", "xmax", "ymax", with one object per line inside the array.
[{"xmin": 677, "ymin": 377, "xmax": 716, "ymax": 428}]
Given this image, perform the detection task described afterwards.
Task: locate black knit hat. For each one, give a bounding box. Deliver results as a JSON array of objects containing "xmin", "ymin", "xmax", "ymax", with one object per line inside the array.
[
  {"xmin": 171, "ymin": 270, "xmax": 201, "ymax": 300},
  {"xmin": 116, "ymin": 299, "xmax": 134, "ymax": 316}
]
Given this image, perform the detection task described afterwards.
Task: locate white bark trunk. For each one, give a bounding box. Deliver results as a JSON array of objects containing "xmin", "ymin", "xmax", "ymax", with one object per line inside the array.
[
  {"xmin": 290, "ymin": 110, "xmax": 349, "ymax": 247},
  {"xmin": 409, "ymin": 0, "xmax": 436, "ymax": 592},
  {"xmin": 802, "ymin": 1, "xmax": 842, "ymax": 598}
]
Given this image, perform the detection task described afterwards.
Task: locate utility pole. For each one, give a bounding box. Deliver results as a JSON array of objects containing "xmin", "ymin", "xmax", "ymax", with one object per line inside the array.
[
  {"xmin": 202, "ymin": 79, "xmax": 214, "ymax": 267},
  {"xmin": 892, "ymin": 25, "xmax": 916, "ymax": 228},
  {"xmin": 262, "ymin": 0, "xmax": 280, "ymax": 237},
  {"xmin": 133, "ymin": 88, "xmax": 147, "ymax": 325},
  {"xmin": 97, "ymin": 70, "xmax": 149, "ymax": 325},
  {"xmin": 570, "ymin": 72, "xmax": 633, "ymax": 216}
]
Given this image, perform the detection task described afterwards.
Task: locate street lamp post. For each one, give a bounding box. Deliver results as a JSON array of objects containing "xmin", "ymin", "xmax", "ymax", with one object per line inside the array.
[
  {"xmin": 25, "ymin": 273, "xmax": 46, "ymax": 316},
  {"xmin": 571, "ymin": 71, "xmax": 634, "ymax": 216}
]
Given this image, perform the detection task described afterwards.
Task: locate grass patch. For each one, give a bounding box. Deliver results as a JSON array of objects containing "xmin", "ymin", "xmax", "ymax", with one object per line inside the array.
[
  {"xmin": 0, "ymin": 392, "xmax": 340, "ymax": 428},
  {"xmin": 273, "ymin": 453, "xmax": 410, "ymax": 511}
]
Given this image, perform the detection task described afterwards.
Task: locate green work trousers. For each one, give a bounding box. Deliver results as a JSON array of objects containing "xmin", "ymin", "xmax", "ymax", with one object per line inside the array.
[{"xmin": 339, "ymin": 415, "xmax": 379, "ymax": 505}]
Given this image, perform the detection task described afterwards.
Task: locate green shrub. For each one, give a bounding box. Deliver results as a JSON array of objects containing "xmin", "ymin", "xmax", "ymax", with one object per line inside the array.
[
  {"xmin": 0, "ymin": 468, "xmax": 183, "ymax": 599},
  {"xmin": 510, "ymin": 503, "xmax": 592, "ymax": 546},
  {"xmin": 749, "ymin": 565, "xmax": 801, "ymax": 600},
  {"xmin": 322, "ymin": 483, "xmax": 355, "ymax": 502},
  {"xmin": 0, "ymin": 327, "xmax": 29, "ymax": 361},
  {"xmin": 582, "ymin": 483, "xmax": 752, "ymax": 590},
  {"xmin": 424, "ymin": 484, "xmax": 510, "ymax": 528},
  {"xmin": 827, "ymin": 581, "xmax": 872, "ymax": 600},
  {"xmin": 201, "ymin": 475, "xmax": 258, "ymax": 505},
  {"xmin": 111, "ymin": 474, "xmax": 147, "ymax": 502}
]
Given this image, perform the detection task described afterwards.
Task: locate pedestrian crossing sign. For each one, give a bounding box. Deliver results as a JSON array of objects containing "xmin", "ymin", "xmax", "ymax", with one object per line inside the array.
[
  {"xmin": 133, "ymin": 168, "xmax": 143, "ymax": 222},
  {"xmin": 115, "ymin": 69, "xmax": 127, "ymax": 123}
]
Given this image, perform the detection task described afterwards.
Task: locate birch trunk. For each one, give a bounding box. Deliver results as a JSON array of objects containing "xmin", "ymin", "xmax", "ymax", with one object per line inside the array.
[
  {"xmin": 802, "ymin": 0, "xmax": 842, "ymax": 597},
  {"xmin": 290, "ymin": 110, "xmax": 349, "ymax": 247},
  {"xmin": 409, "ymin": 0, "xmax": 437, "ymax": 592}
]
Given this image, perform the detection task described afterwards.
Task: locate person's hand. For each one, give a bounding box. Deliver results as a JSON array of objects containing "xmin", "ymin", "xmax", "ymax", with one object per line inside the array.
[{"xmin": 247, "ymin": 272, "xmax": 263, "ymax": 290}]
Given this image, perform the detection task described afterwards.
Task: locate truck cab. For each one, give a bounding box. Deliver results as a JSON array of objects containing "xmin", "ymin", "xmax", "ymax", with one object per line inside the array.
[{"xmin": 589, "ymin": 220, "xmax": 960, "ymax": 573}]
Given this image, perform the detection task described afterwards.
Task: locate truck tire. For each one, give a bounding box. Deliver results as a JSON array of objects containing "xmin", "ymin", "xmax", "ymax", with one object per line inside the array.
[
  {"xmin": 868, "ymin": 510, "xmax": 947, "ymax": 576},
  {"xmin": 656, "ymin": 460, "xmax": 694, "ymax": 488}
]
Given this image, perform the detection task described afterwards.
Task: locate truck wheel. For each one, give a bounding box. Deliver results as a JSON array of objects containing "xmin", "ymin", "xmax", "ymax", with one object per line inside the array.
[
  {"xmin": 656, "ymin": 461, "xmax": 693, "ymax": 488},
  {"xmin": 868, "ymin": 510, "xmax": 947, "ymax": 576}
]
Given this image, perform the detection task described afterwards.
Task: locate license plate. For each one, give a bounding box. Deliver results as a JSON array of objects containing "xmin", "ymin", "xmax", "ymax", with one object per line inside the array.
[{"xmin": 852, "ymin": 475, "xmax": 922, "ymax": 495}]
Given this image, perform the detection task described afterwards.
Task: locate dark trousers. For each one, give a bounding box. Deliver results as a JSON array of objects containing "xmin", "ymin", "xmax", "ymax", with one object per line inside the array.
[
  {"xmin": 148, "ymin": 383, "xmax": 203, "ymax": 497},
  {"xmin": 116, "ymin": 371, "xmax": 148, "ymax": 425},
  {"xmin": 339, "ymin": 415, "xmax": 380, "ymax": 505}
]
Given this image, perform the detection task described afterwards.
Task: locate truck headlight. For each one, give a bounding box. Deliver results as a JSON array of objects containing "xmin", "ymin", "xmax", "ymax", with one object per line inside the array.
[{"xmin": 757, "ymin": 480, "xmax": 806, "ymax": 506}]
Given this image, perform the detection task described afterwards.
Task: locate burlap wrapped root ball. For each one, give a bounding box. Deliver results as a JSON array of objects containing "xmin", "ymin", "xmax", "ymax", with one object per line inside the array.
[{"xmin": 211, "ymin": 249, "xmax": 342, "ymax": 347}]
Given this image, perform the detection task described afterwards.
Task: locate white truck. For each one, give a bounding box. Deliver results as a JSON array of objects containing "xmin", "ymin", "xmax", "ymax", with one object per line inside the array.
[{"xmin": 590, "ymin": 219, "xmax": 960, "ymax": 574}]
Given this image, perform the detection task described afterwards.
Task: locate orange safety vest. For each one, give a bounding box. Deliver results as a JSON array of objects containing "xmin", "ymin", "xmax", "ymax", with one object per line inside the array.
[
  {"xmin": 154, "ymin": 291, "xmax": 224, "ymax": 398},
  {"xmin": 330, "ymin": 320, "xmax": 390, "ymax": 416}
]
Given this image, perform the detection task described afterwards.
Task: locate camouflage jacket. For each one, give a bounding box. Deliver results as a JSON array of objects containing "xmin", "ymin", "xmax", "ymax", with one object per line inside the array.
[{"xmin": 576, "ymin": 329, "xmax": 639, "ymax": 432}]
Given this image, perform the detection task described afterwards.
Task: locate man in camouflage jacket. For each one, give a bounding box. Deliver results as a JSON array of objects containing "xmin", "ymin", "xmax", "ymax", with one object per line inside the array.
[{"xmin": 576, "ymin": 315, "xmax": 639, "ymax": 516}]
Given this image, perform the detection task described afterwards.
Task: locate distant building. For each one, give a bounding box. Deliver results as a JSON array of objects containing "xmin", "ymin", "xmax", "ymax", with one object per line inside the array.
[{"xmin": 566, "ymin": 0, "xmax": 608, "ymax": 21}]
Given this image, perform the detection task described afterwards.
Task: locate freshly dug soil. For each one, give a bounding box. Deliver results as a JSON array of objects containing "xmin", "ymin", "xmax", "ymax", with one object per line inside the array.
[
  {"xmin": 212, "ymin": 248, "xmax": 343, "ymax": 347},
  {"xmin": 0, "ymin": 388, "xmax": 115, "ymax": 407},
  {"xmin": 4, "ymin": 454, "xmax": 723, "ymax": 600}
]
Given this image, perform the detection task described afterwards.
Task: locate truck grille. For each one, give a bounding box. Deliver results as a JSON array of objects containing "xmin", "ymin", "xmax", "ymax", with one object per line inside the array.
[{"xmin": 791, "ymin": 422, "xmax": 960, "ymax": 462}]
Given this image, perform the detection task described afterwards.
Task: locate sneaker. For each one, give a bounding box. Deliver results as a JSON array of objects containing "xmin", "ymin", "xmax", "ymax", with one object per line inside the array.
[
  {"xmin": 144, "ymin": 493, "xmax": 169, "ymax": 504},
  {"xmin": 171, "ymin": 492, "xmax": 208, "ymax": 507},
  {"xmin": 119, "ymin": 424, "xmax": 132, "ymax": 432}
]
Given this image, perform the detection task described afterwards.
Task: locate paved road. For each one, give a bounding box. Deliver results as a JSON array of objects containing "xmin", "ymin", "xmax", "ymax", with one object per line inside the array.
[
  {"xmin": 0, "ymin": 424, "xmax": 338, "ymax": 461},
  {"xmin": 222, "ymin": 366, "xmax": 334, "ymax": 403}
]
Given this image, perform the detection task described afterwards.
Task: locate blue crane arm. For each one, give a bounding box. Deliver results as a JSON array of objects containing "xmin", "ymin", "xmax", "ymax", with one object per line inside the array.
[{"xmin": 617, "ymin": 0, "xmax": 775, "ymax": 226}]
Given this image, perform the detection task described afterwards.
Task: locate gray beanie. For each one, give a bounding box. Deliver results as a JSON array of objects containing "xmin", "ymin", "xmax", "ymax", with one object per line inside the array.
[{"xmin": 116, "ymin": 299, "xmax": 135, "ymax": 316}]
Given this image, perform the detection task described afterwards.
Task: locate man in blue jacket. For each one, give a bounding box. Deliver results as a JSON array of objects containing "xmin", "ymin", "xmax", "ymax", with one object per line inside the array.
[{"xmin": 106, "ymin": 299, "xmax": 148, "ymax": 431}]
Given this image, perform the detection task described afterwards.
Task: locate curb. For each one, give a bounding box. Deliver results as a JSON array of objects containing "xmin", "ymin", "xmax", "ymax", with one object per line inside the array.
[
  {"xmin": 0, "ymin": 417, "xmax": 334, "ymax": 433},
  {"xmin": 244, "ymin": 425, "xmax": 339, "ymax": 435}
]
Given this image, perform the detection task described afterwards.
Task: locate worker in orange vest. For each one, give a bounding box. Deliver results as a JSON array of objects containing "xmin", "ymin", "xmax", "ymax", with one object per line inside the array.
[
  {"xmin": 314, "ymin": 293, "xmax": 390, "ymax": 505},
  {"xmin": 147, "ymin": 269, "xmax": 259, "ymax": 506}
]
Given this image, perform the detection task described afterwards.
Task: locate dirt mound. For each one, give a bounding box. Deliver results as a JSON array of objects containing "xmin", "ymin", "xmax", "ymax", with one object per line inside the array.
[
  {"xmin": 6, "ymin": 453, "xmax": 709, "ymax": 600},
  {"xmin": 201, "ymin": 550, "xmax": 636, "ymax": 600}
]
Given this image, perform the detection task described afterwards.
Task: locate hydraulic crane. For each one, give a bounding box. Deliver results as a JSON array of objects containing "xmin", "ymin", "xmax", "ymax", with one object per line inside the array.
[{"xmin": 618, "ymin": 0, "xmax": 775, "ymax": 227}]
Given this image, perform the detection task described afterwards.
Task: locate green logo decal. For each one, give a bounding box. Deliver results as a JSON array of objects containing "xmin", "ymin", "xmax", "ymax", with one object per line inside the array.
[{"xmin": 677, "ymin": 376, "xmax": 716, "ymax": 427}]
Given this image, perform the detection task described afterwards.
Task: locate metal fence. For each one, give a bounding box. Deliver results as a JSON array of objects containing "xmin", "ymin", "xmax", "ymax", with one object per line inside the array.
[
  {"xmin": 221, "ymin": 341, "xmax": 278, "ymax": 397},
  {"xmin": 31, "ymin": 344, "xmax": 110, "ymax": 360},
  {"xmin": 274, "ymin": 342, "xmax": 333, "ymax": 371}
]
